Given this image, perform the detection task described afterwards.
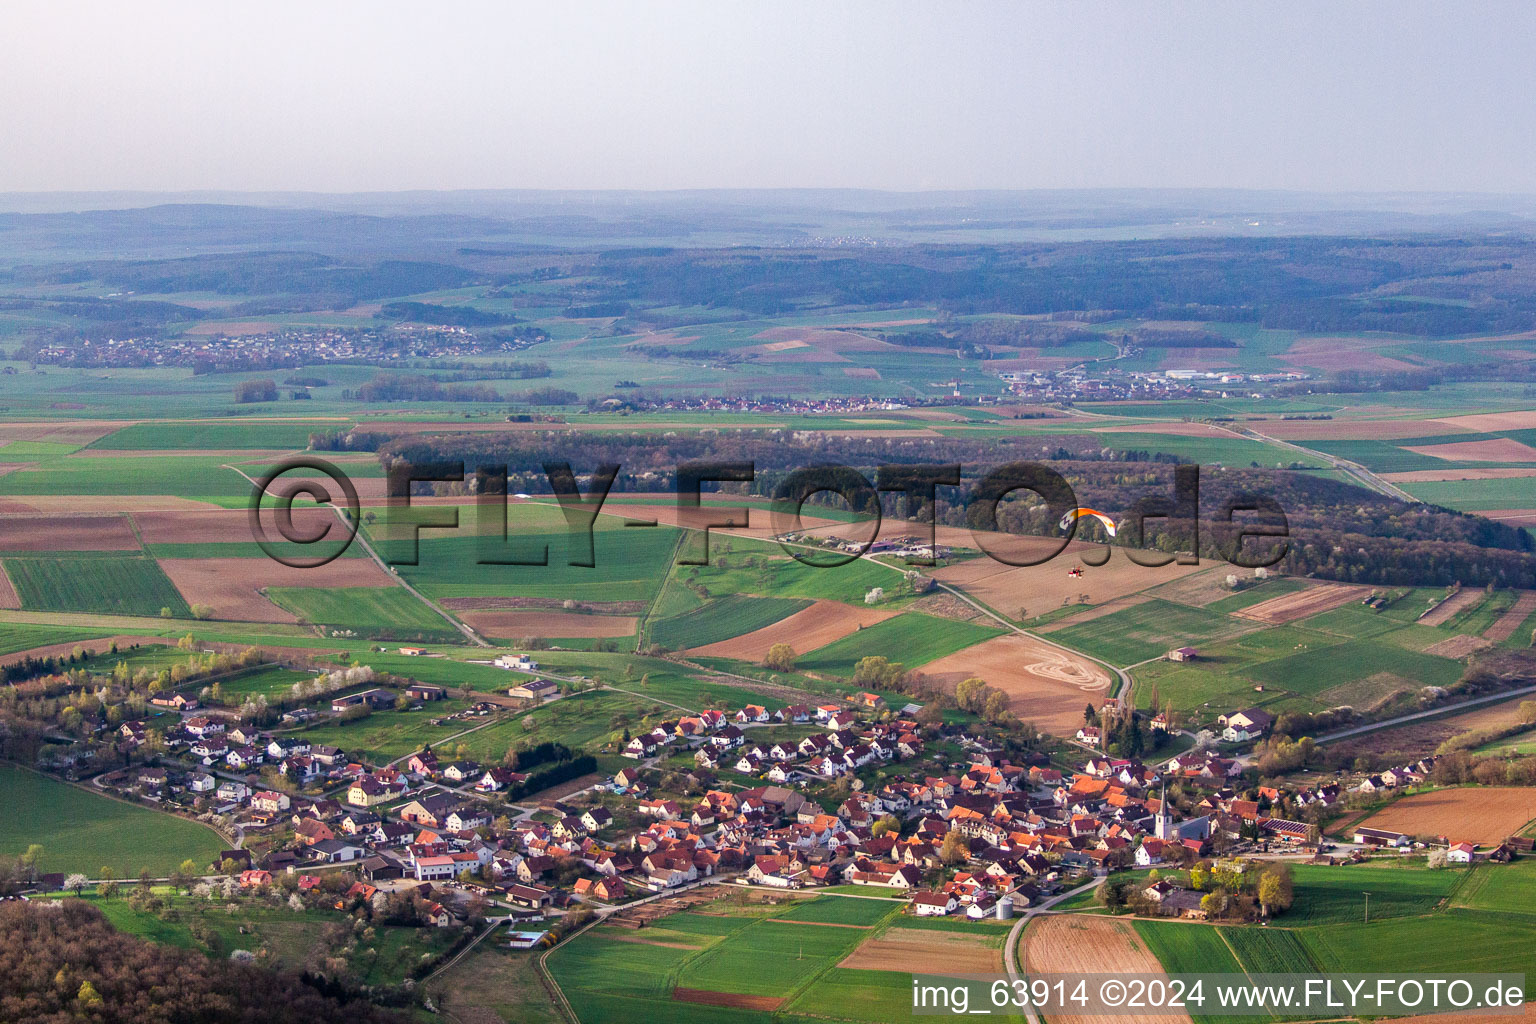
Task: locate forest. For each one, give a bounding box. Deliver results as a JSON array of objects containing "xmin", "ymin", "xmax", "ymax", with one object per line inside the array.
[{"xmin": 0, "ymin": 900, "xmax": 399, "ymax": 1024}]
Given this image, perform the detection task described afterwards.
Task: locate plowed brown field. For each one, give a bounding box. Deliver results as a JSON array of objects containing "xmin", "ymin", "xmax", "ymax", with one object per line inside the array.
[
  {"xmin": 0, "ymin": 514, "xmax": 141, "ymax": 551},
  {"xmin": 1023, "ymin": 915, "xmax": 1192, "ymax": 1024},
  {"xmin": 917, "ymin": 633, "xmax": 1111, "ymax": 736},
  {"xmin": 1233, "ymin": 583, "xmax": 1369, "ymax": 624},
  {"xmin": 839, "ymin": 926, "xmax": 1001, "ymax": 973},
  {"xmin": 1405, "ymin": 438, "xmax": 1536, "ymax": 462},
  {"xmin": 1486, "ymin": 591, "xmax": 1536, "ymax": 642},
  {"xmin": 136, "ymin": 507, "xmax": 334, "ymax": 544},
  {"xmin": 687, "ymin": 599, "xmax": 897, "ymax": 660},
  {"xmin": 157, "ymin": 557, "xmax": 395, "ymax": 622},
  {"xmin": 1357, "ymin": 787, "xmax": 1536, "ymax": 843}
]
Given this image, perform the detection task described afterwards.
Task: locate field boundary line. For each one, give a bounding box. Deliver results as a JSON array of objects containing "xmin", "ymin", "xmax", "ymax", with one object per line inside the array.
[
  {"xmin": 219, "ymin": 461, "xmax": 490, "ymax": 647},
  {"xmin": 634, "ymin": 529, "xmax": 688, "ymax": 651}
]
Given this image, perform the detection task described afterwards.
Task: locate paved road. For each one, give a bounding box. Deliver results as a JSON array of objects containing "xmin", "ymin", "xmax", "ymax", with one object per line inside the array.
[
  {"xmin": 935, "ymin": 582, "xmax": 1133, "ymax": 706},
  {"xmin": 1219, "ymin": 423, "xmax": 1417, "ymax": 502},
  {"xmin": 1003, "ymin": 876, "xmax": 1105, "ymax": 1024},
  {"xmin": 1315, "ymin": 683, "xmax": 1536, "ymax": 744},
  {"xmin": 222, "ymin": 461, "xmax": 489, "ymax": 646}
]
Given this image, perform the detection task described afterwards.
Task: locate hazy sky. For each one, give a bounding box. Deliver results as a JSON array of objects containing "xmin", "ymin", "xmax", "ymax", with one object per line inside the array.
[{"xmin": 3, "ymin": 1, "xmax": 1534, "ymax": 194}]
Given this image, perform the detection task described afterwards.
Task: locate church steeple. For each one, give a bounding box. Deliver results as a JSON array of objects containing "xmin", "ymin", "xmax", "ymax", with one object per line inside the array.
[{"xmin": 1155, "ymin": 779, "xmax": 1172, "ymax": 840}]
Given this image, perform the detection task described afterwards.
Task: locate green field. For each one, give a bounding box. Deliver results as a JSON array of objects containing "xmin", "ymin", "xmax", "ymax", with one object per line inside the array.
[
  {"xmin": 772, "ymin": 895, "xmax": 901, "ymax": 926},
  {"xmin": 0, "ymin": 763, "xmax": 225, "ymax": 876},
  {"xmin": 0, "ymin": 623, "xmax": 110, "ymax": 656},
  {"xmin": 1244, "ymin": 640, "xmax": 1461, "ymax": 694},
  {"xmin": 386, "ymin": 526, "xmax": 683, "ymax": 603},
  {"xmin": 685, "ymin": 535, "xmax": 912, "ymax": 606},
  {"xmin": 648, "ymin": 594, "xmax": 810, "ymax": 650},
  {"xmin": 544, "ymin": 895, "xmax": 1014, "ymax": 1024},
  {"xmin": 1132, "ymin": 862, "xmax": 1535, "ymax": 1021},
  {"xmin": 88, "ymin": 419, "xmax": 347, "ymax": 450},
  {"xmin": 265, "ymin": 585, "xmax": 456, "ymax": 636},
  {"xmin": 1050, "ymin": 599, "xmax": 1259, "ymax": 667},
  {"xmin": 4, "ymin": 555, "xmax": 192, "ymax": 617},
  {"xmin": 797, "ymin": 612, "xmax": 1002, "ymax": 676}
]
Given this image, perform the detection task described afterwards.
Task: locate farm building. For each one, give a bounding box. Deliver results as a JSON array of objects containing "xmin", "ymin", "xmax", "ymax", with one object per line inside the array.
[
  {"xmin": 1167, "ymin": 646, "xmax": 1199, "ymax": 662},
  {"xmin": 508, "ymin": 678, "xmax": 559, "ymax": 703},
  {"xmin": 1352, "ymin": 826, "xmax": 1411, "ymax": 847}
]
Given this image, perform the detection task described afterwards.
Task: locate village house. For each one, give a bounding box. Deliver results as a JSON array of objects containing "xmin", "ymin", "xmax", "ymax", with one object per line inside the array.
[{"xmin": 1218, "ymin": 707, "xmax": 1275, "ymax": 743}]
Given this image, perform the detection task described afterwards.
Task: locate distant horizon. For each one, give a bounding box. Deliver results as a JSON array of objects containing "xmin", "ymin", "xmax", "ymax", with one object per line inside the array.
[{"xmin": 5, "ymin": 4, "xmax": 1535, "ymax": 194}]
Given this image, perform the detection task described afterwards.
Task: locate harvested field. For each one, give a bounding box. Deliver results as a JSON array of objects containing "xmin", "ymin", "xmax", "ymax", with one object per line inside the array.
[
  {"xmin": 1419, "ymin": 588, "xmax": 1483, "ymax": 627},
  {"xmin": 1391, "ymin": 1003, "xmax": 1536, "ymax": 1024},
  {"xmin": 1255, "ymin": 418, "xmax": 1459, "ymax": 441},
  {"xmin": 135, "ymin": 507, "xmax": 332, "ymax": 544},
  {"xmin": 843, "ymin": 367, "xmax": 881, "ymax": 379},
  {"xmin": 1423, "ymin": 634, "xmax": 1496, "ymax": 659},
  {"xmin": 839, "ymin": 927, "xmax": 1000, "ymax": 974},
  {"xmin": 1140, "ymin": 566, "xmax": 1249, "ymax": 607},
  {"xmin": 1481, "ymin": 509, "xmax": 1536, "ymax": 523},
  {"xmin": 1283, "ymin": 337, "xmax": 1421, "ymax": 372},
  {"xmin": 753, "ymin": 326, "xmax": 895, "ymax": 354},
  {"xmin": 1432, "ymin": 410, "xmax": 1536, "ymax": 432},
  {"xmin": 1233, "ymin": 582, "xmax": 1369, "ymax": 624},
  {"xmin": 0, "ymin": 420, "xmax": 125, "ymax": 445},
  {"xmin": 1405, "ymin": 438, "xmax": 1536, "ymax": 463},
  {"xmin": 0, "ymin": 514, "xmax": 141, "ymax": 551},
  {"xmin": 906, "ymin": 591, "xmax": 994, "ymax": 623},
  {"xmin": 1023, "ymin": 915, "xmax": 1191, "ymax": 1024},
  {"xmin": 439, "ymin": 596, "xmax": 647, "ymax": 614},
  {"xmin": 457, "ymin": 610, "xmax": 638, "ymax": 638},
  {"xmin": 687, "ymin": 599, "xmax": 897, "ymax": 661},
  {"xmin": 0, "ymin": 635, "xmax": 170, "ymax": 668},
  {"xmin": 1381, "ymin": 467, "xmax": 1536, "ymax": 482},
  {"xmin": 1090, "ymin": 421, "xmax": 1234, "ymax": 437},
  {"xmin": 157, "ymin": 557, "xmax": 396, "ymax": 622},
  {"xmin": 916, "ymin": 633, "xmax": 1111, "ymax": 735},
  {"xmin": 1486, "ymin": 591, "xmax": 1536, "ymax": 642},
  {"xmin": 672, "ymin": 988, "xmax": 784, "ymax": 1011},
  {"xmin": 930, "ymin": 547, "xmax": 1205, "ymax": 616},
  {"xmin": 1357, "ymin": 787, "xmax": 1536, "ymax": 843},
  {"xmin": 1036, "ymin": 595, "xmax": 1151, "ymax": 632},
  {"xmin": 13, "ymin": 495, "xmax": 213, "ymax": 512},
  {"xmin": 0, "ymin": 565, "xmax": 16, "ymax": 609}
]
